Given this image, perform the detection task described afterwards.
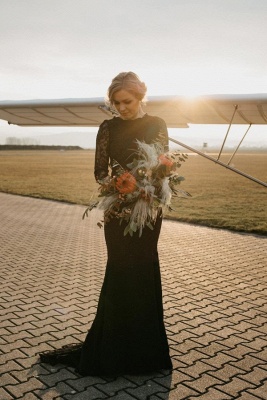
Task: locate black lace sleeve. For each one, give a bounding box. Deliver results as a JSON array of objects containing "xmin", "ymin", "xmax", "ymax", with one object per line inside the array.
[
  {"xmin": 94, "ymin": 120, "xmax": 110, "ymax": 182},
  {"xmin": 157, "ymin": 117, "xmax": 169, "ymax": 152}
]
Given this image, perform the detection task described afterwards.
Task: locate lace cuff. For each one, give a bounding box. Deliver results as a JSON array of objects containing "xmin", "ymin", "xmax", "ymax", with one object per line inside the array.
[{"xmin": 94, "ymin": 121, "xmax": 110, "ymax": 181}]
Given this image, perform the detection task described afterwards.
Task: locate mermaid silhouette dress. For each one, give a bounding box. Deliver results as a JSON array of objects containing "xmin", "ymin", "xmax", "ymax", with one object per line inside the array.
[{"xmin": 40, "ymin": 114, "xmax": 173, "ymax": 376}]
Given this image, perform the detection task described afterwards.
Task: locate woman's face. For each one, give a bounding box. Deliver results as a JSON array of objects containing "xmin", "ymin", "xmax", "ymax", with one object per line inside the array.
[{"xmin": 112, "ymin": 89, "xmax": 141, "ymax": 120}]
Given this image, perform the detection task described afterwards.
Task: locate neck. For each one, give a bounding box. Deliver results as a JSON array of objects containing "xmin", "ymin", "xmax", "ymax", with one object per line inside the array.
[{"xmin": 134, "ymin": 108, "xmax": 145, "ymax": 119}]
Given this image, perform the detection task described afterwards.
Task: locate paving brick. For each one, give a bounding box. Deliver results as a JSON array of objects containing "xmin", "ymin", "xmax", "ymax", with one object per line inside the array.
[
  {"xmin": 241, "ymin": 366, "xmax": 267, "ymax": 385},
  {"xmin": 0, "ymin": 388, "xmax": 14, "ymax": 400},
  {"xmin": 214, "ymin": 334, "xmax": 251, "ymax": 349},
  {"xmin": 1, "ymin": 331, "xmax": 35, "ymax": 343},
  {"xmin": 222, "ymin": 343, "xmax": 257, "ymax": 360},
  {"xmin": 5, "ymin": 377, "xmax": 44, "ymax": 398},
  {"xmin": 178, "ymin": 349, "xmax": 212, "ymax": 365},
  {"xmin": 209, "ymin": 363, "xmax": 248, "ymax": 382},
  {"xmin": 209, "ymin": 326, "xmax": 244, "ymax": 339},
  {"xmin": 236, "ymin": 393, "xmax": 266, "ymax": 400},
  {"xmin": 0, "ymin": 360, "xmax": 24, "ymax": 375},
  {"xmin": 124, "ymin": 371, "xmax": 163, "ymax": 386},
  {"xmin": 155, "ymin": 369, "xmax": 193, "ymax": 388},
  {"xmin": 198, "ymin": 342, "xmax": 231, "ymax": 357},
  {"xmin": 214, "ymin": 377, "xmax": 257, "ymax": 398},
  {"xmin": 191, "ymin": 332, "xmax": 222, "ymax": 346},
  {"xmin": 229, "ymin": 354, "xmax": 266, "ymax": 373},
  {"xmin": 64, "ymin": 385, "xmax": 107, "ymax": 399},
  {"xmin": 108, "ymin": 393, "xmax": 138, "ymax": 400},
  {"xmin": 189, "ymin": 387, "xmax": 233, "ymax": 399},
  {"xmin": 247, "ymin": 381, "xmax": 267, "ymax": 400},
  {"xmin": 173, "ymin": 338, "xmax": 205, "ymax": 354},
  {"xmin": 96, "ymin": 377, "xmax": 137, "ymax": 396},
  {"xmin": 19, "ymin": 393, "xmax": 39, "ymax": 400},
  {"xmin": 0, "ymin": 349, "xmax": 27, "ymax": 364},
  {"xmin": 158, "ymin": 384, "xmax": 200, "ymax": 400},
  {"xmin": 127, "ymin": 381, "xmax": 169, "ymax": 399},
  {"xmin": 186, "ymin": 373, "xmax": 224, "ymax": 393},
  {"xmin": 178, "ymin": 360, "xmax": 217, "ymax": 378},
  {"xmin": 203, "ymin": 352, "xmax": 238, "ymax": 368},
  {"xmin": 66, "ymin": 375, "xmax": 105, "ymax": 390},
  {"xmin": 0, "ymin": 373, "xmax": 19, "ymax": 386},
  {"xmin": 243, "ymin": 337, "xmax": 267, "ymax": 351}
]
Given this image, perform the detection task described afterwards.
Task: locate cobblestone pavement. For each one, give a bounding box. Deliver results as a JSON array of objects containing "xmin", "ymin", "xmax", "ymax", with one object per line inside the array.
[{"xmin": 0, "ymin": 192, "xmax": 267, "ymax": 400}]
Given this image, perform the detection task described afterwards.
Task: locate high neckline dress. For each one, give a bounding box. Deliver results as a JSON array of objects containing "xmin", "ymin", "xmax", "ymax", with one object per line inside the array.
[{"xmin": 40, "ymin": 114, "xmax": 173, "ymax": 376}]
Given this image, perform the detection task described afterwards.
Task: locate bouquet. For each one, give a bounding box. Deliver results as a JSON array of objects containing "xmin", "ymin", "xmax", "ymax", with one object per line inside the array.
[{"xmin": 83, "ymin": 140, "xmax": 190, "ymax": 236}]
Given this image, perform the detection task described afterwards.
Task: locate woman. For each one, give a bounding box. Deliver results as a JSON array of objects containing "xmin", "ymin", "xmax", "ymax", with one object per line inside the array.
[{"xmin": 40, "ymin": 72, "xmax": 173, "ymax": 376}]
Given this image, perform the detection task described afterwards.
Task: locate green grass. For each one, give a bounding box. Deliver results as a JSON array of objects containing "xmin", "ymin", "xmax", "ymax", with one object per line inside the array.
[
  {"xmin": 0, "ymin": 149, "xmax": 266, "ymax": 235},
  {"xmin": 167, "ymin": 153, "xmax": 267, "ymax": 234}
]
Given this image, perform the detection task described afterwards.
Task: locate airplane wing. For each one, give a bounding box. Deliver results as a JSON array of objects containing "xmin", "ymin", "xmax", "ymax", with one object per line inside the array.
[
  {"xmin": 0, "ymin": 94, "xmax": 267, "ymax": 128},
  {"xmin": 0, "ymin": 93, "xmax": 266, "ymax": 187}
]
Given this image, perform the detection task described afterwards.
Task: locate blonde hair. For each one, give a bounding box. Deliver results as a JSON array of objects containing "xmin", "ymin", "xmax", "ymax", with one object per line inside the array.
[{"xmin": 107, "ymin": 72, "xmax": 147, "ymax": 106}]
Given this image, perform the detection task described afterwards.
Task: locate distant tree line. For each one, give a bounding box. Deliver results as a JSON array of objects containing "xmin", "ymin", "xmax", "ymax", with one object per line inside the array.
[
  {"xmin": 1, "ymin": 137, "xmax": 83, "ymax": 150},
  {"xmin": 0, "ymin": 144, "xmax": 83, "ymax": 150},
  {"xmin": 5, "ymin": 136, "xmax": 40, "ymax": 145}
]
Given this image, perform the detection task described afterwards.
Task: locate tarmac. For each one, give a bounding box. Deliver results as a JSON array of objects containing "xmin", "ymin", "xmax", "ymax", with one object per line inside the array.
[{"xmin": 0, "ymin": 192, "xmax": 267, "ymax": 400}]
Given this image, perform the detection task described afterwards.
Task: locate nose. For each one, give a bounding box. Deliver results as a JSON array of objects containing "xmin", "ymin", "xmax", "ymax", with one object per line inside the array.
[{"xmin": 119, "ymin": 103, "xmax": 126, "ymax": 112}]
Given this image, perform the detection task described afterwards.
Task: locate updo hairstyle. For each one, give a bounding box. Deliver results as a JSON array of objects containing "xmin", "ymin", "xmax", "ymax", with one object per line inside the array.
[{"xmin": 107, "ymin": 72, "xmax": 147, "ymax": 106}]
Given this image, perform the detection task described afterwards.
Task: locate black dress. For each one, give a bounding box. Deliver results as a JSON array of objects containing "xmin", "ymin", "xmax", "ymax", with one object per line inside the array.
[{"xmin": 40, "ymin": 114, "xmax": 173, "ymax": 376}]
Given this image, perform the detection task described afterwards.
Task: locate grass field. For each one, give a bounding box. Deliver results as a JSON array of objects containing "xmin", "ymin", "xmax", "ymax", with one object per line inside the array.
[{"xmin": 0, "ymin": 149, "xmax": 266, "ymax": 235}]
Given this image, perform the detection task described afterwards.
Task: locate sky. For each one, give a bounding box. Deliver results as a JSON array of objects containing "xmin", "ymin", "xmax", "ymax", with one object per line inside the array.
[{"xmin": 0, "ymin": 0, "xmax": 267, "ymax": 148}]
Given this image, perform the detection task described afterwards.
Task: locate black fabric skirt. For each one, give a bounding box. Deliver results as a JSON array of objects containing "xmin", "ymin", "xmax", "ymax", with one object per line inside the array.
[{"xmin": 40, "ymin": 215, "xmax": 172, "ymax": 376}]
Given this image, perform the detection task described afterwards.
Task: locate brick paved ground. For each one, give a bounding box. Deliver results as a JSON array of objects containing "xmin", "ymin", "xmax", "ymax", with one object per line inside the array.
[{"xmin": 0, "ymin": 192, "xmax": 266, "ymax": 400}]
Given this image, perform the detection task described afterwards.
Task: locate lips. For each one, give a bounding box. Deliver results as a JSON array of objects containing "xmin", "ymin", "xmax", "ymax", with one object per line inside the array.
[{"xmin": 120, "ymin": 112, "xmax": 131, "ymax": 119}]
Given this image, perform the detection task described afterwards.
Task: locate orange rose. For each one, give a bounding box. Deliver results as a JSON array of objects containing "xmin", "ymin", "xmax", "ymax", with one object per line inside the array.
[
  {"xmin": 116, "ymin": 172, "xmax": 137, "ymax": 194},
  {"xmin": 158, "ymin": 154, "xmax": 174, "ymax": 168}
]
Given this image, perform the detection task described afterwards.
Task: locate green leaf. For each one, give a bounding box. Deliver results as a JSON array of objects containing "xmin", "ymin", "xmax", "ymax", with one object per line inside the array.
[
  {"xmin": 82, "ymin": 210, "xmax": 88, "ymax": 219},
  {"xmin": 147, "ymin": 222, "xmax": 154, "ymax": 231},
  {"xmin": 124, "ymin": 223, "xmax": 130, "ymax": 236},
  {"xmin": 130, "ymin": 221, "xmax": 138, "ymax": 232}
]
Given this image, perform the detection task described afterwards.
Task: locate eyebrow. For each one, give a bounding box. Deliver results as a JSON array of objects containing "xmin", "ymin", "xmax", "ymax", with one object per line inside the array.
[{"xmin": 113, "ymin": 98, "xmax": 131, "ymax": 103}]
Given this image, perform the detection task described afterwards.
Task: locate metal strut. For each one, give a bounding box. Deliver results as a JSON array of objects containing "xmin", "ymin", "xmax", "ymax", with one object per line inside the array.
[
  {"xmin": 169, "ymin": 137, "xmax": 267, "ymax": 188},
  {"xmin": 217, "ymin": 104, "xmax": 238, "ymax": 161},
  {"xmin": 227, "ymin": 124, "xmax": 252, "ymax": 165}
]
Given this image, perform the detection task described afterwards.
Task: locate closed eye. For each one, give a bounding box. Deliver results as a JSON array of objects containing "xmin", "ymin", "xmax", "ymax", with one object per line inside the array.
[{"xmin": 114, "ymin": 100, "xmax": 132, "ymax": 105}]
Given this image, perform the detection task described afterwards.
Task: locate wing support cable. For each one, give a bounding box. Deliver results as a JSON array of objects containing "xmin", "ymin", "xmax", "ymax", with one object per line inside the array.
[
  {"xmin": 169, "ymin": 136, "xmax": 267, "ymax": 188},
  {"xmin": 227, "ymin": 124, "xmax": 252, "ymax": 165},
  {"xmin": 217, "ymin": 104, "xmax": 238, "ymax": 161}
]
